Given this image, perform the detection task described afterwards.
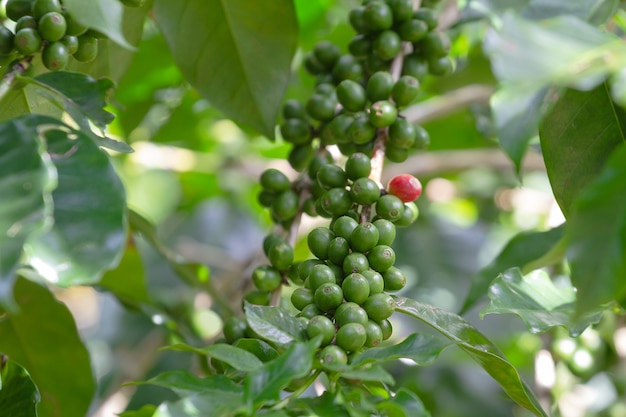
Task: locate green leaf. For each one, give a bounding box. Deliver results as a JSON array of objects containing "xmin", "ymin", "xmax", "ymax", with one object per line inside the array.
[
  {"xmin": 540, "ymin": 84, "xmax": 626, "ymax": 218},
  {"xmin": 565, "ymin": 143, "xmax": 626, "ymax": 314},
  {"xmin": 153, "ymin": 392, "xmax": 244, "ymax": 417},
  {"xmin": 521, "ymin": 0, "xmax": 619, "ymax": 25},
  {"xmin": 244, "ymin": 339, "xmax": 318, "ymax": 409},
  {"xmin": 340, "ymin": 365, "xmax": 395, "ymax": 385},
  {"xmin": 394, "ymin": 296, "xmax": 548, "ymax": 417},
  {"xmin": 461, "ymin": 225, "xmax": 565, "ymax": 314},
  {"xmin": 153, "ymin": 0, "xmax": 298, "ymax": 137},
  {"xmin": 244, "ymin": 302, "xmax": 307, "ymax": 349},
  {"xmin": 63, "ymin": 0, "xmax": 134, "ymax": 49},
  {"xmin": 0, "ymin": 115, "xmax": 57, "ymax": 308},
  {"xmin": 99, "ymin": 243, "xmax": 151, "ymax": 305},
  {"xmin": 350, "ymin": 333, "xmax": 451, "ymax": 367},
  {"xmin": 291, "ymin": 392, "xmax": 350, "ymax": 417},
  {"xmin": 118, "ymin": 405, "xmax": 157, "ymax": 417},
  {"xmin": 165, "ymin": 343, "xmax": 263, "ymax": 372},
  {"xmin": 481, "ymin": 268, "xmax": 603, "ymax": 336},
  {"xmin": 233, "ymin": 338, "xmax": 279, "ymax": 362},
  {"xmin": 384, "ymin": 389, "xmax": 430, "ymax": 417},
  {"xmin": 136, "ymin": 371, "xmax": 242, "ymax": 397},
  {"xmin": 26, "ymin": 129, "xmax": 127, "ymax": 287},
  {"xmin": 0, "ymin": 278, "xmax": 95, "ymax": 417},
  {"xmin": 0, "ymin": 359, "xmax": 40, "ymax": 417},
  {"xmin": 0, "ymin": 83, "xmax": 63, "ymax": 123}
]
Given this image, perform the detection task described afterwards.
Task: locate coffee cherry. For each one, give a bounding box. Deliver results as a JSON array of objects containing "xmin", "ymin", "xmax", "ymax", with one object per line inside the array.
[
  {"xmin": 385, "ymin": 143, "xmax": 410, "ymax": 163},
  {"xmin": 375, "ymin": 194, "xmax": 404, "ymax": 221},
  {"xmin": 362, "ymin": 270, "xmax": 385, "ymax": 294},
  {"xmin": 39, "ymin": 12, "xmax": 66, "ymax": 42},
  {"xmin": 42, "ymin": 41, "xmax": 68, "ymax": 70},
  {"xmin": 252, "ymin": 265, "xmax": 282, "ymax": 292},
  {"xmin": 373, "ymin": 30, "xmax": 401, "ymax": 61},
  {"xmin": 281, "ymin": 118, "xmax": 310, "ymax": 144},
  {"xmin": 332, "ymin": 54, "xmax": 363, "ymax": 82},
  {"xmin": 0, "ymin": 27, "xmax": 14, "ymax": 56},
  {"xmin": 363, "ymin": 293, "xmax": 395, "ymax": 321},
  {"xmin": 282, "ymin": 99, "xmax": 306, "ymax": 119},
  {"xmin": 349, "ymin": 177, "xmax": 381, "ymax": 206},
  {"xmin": 362, "ymin": 1, "xmax": 393, "ymax": 32},
  {"xmin": 383, "ymin": 266, "xmax": 406, "ymax": 291},
  {"xmin": 5, "ymin": 0, "xmax": 32, "ymax": 21},
  {"xmin": 307, "ymin": 315, "xmax": 336, "ymax": 346},
  {"xmin": 332, "ymin": 216, "xmax": 359, "ymax": 240},
  {"xmin": 402, "ymin": 53, "xmax": 429, "ymax": 81},
  {"xmin": 364, "ymin": 320, "xmax": 384, "ymax": 347},
  {"xmin": 306, "ymin": 93, "xmax": 337, "ymax": 121},
  {"xmin": 314, "ymin": 40, "xmax": 341, "ymax": 68},
  {"xmin": 366, "ymin": 71, "xmax": 393, "ymax": 102},
  {"xmin": 14, "ymin": 28, "xmax": 42, "ymax": 55},
  {"xmin": 32, "ymin": 0, "xmax": 62, "ymax": 20},
  {"xmin": 345, "ymin": 153, "xmax": 371, "ymax": 180},
  {"xmin": 314, "ymin": 282, "xmax": 343, "ymax": 312},
  {"xmin": 15, "ymin": 16, "xmax": 38, "ymax": 32},
  {"xmin": 392, "ymin": 75, "xmax": 420, "ymax": 107},
  {"xmin": 328, "ymin": 237, "xmax": 350, "ymax": 266},
  {"xmin": 317, "ymin": 164, "xmax": 347, "ymax": 189},
  {"xmin": 319, "ymin": 345, "xmax": 348, "ymax": 371},
  {"xmin": 298, "ymin": 259, "xmax": 324, "ymax": 282},
  {"xmin": 304, "ymin": 51, "xmax": 326, "ymax": 75},
  {"xmin": 428, "ymin": 56, "xmax": 454, "ymax": 76},
  {"xmin": 60, "ymin": 35, "xmax": 78, "ymax": 55},
  {"xmin": 288, "ymin": 144, "xmax": 314, "ymax": 171},
  {"xmin": 388, "ymin": 118, "xmax": 416, "ymax": 148},
  {"xmin": 271, "ymin": 190, "xmax": 299, "ymax": 221},
  {"xmin": 420, "ymin": 31, "xmax": 450, "ymax": 58},
  {"xmin": 336, "ymin": 322, "xmax": 367, "ymax": 352},
  {"xmin": 260, "ymin": 168, "xmax": 290, "ymax": 192},
  {"xmin": 308, "ymin": 227, "xmax": 335, "ymax": 260},
  {"xmin": 395, "ymin": 202, "xmax": 419, "ymax": 227},
  {"xmin": 299, "ymin": 303, "xmax": 322, "ymax": 319},
  {"xmin": 64, "ymin": 13, "xmax": 88, "ymax": 37},
  {"xmin": 369, "ymin": 100, "xmax": 397, "ymax": 128},
  {"xmin": 398, "ymin": 19, "xmax": 429, "ymax": 42},
  {"xmin": 308, "ymin": 264, "xmax": 337, "ymax": 291},
  {"xmin": 244, "ymin": 290, "xmax": 271, "ymax": 306},
  {"xmin": 413, "ymin": 125, "xmax": 431, "ymax": 149},
  {"xmin": 263, "ymin": 234, "xmax": 284, "ymax": 257},
  {"xmin": 335, "ymin": 302, "xmax": 369, "ymax": 327},
  {"xmin": 320, "ymin": 187, "xmax": 352, "ymax": 216},
  {"xmin": 343, "ymin": 252, "xmax": 369, "ymax": 275},
  {"xmin": 379, "ymin": 318, "xmax": 393, "ymax": 340},
  {"xmin": 387, "ymin": 0, "xmax": 414, "ymax": 22},
  {"xmin": 348, "ymin": 113, "xmax": 377, "ymax": 145},
  {"xmin": 268, "ymin": 241, "xmax": 294, "ymax": 271},
  {"xmin": 342, "ymin": 273, "xmax": 370, "ymax": 304},
  {"xmin": 348, "ymin": 34, "xmax": 372, "ymax": 57},
  {"xmin": 73, "ymin": 35, "xmax": 98, "ymax": 62},
  {"xmin": 368, "ymin": 245, "xmax": 396, "ymax": 272},
  {"xmin": 223, "ymin": 316, "xmax": 248, "ymax": 344},
  {"xmin": 320, "ymin": 114, "xmax": 353, "ymax": 145},
  {"xmin": 291, "ymin": 287, "xmax": 314, "ymax": 311},
  {"xmin": 350, "ymin": 222, "xmax": 379, "ymax": 253},
  {"xmin": 387, "ymin": 174, "xmax": 422, "ymax": 202},
  {"xmin": 336, "ymin": 79, "xmax": 366, "ymax": 112},
  {"xmin": 373, "ymin": 218, "xmax": 396, "ymax": 245},
  {"xmin": 413, "ymin": 8, "xmax": 438, "ymax": 31}
]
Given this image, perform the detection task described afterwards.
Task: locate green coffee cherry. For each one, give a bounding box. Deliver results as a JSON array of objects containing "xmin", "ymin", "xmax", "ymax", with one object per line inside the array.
[
  {"xmin": 307, "ymin": 315, "xmax": 336, "ymax": 346},
  {"xmin": 252, "ymin": 265, "xmax": 282, "ymax": 292},
  {"xmin": 375, "ymin": 194, "xmax": 404, "ymax": 221},
  {"xmin": 336, "ymin": 322, "xmax": 367, "ymax": 352},
  {"xmin": 14, "ymin": 28, "xmax": 42, "ymax": 55},
  {"xmin": 362, "ymin": 270, "xmax": 385, "ymax": 294},
  {"xmin": 388, "ymin": 118, "xmax": 416, "ymax": 148},
  {"xmin": 368, "ymin": 245, "xmax": 396, "ymax": 273},
  {"xmin": 319, "ymin": 345, "xmax": 348, "ymax": 371},
  {"xmin": 282, "ymin": 99, "xmax": 307, "ymax": 119},
  {"xmin": 369, "ymin": 100, "xmax": 397, "ymax": 128},
  {"xmin": 385, "ymin": 143, "xmax": 410, "ymax": 162},
  {"xmin": 306, "ymin": 93, "xmax": 337, "ymax": 121},
  {"xmin": 420, "ymin": 31, "xmax": 450, "ymax": 58},
  {"xmin": 402, "ymin": 54, "xmax": 429, "ymax": 81},
  {"xmin": 271, "ymin": 190, "xmax": 299, "ymax": 221},
  {"xmin": 320, "ymin": 188, "xmax": 352, "ymax": 216},
  {"xmin": 362, "ymin": 1, "xmax": 393, "ymax": 32},
  {"xmin": 313, "ymin": 40, "xmax": 341, "ymax": 68},
  {"xmin": 373, "ymin": 30, "xmax": 401, "ymax": 61},
  {"xmin": 398, "ymin": 19, "xmax": 429, "ymax": 42},
  {"xmin": 379, "ymin": 318, "xmax": 393, "ymax": 340},
  {"xmin": 350, "ymin": 222, "xmax": 379, "ymax": 253},
  {"xmin": 74, "ymin": 35, "xmax": 98, "ymax": 62},
  {"xmin": 244, "ymin": 290, "xmax": 271, "ymax": 306},
  {"xmin": 308, "ymin": 264, "xmax": 337, "ymax": 291},
  {"xmin": 288, "ymin": 144, "xmax": 314, "ymax": 171},
  {"xmin": 348, "ymin": 6, "xmax": 367, "ymax": 33},
  {"xmin": 343, "ymin": 252, "xmax": 369, "ymax": 275},
  {"xmin": 32, "ymin": 0, "xmax": 62, "ymax": 20},
  {"xmin": 308, "ymin": 227, "xmax": 335, "ymax": 260},
  {"xmin": 387, "ymin": 0, "xmax": 414, "ymax": 23},
  {"xmin": 64, "ymin": 13, "xmax": 88, "ymax": 37},
  {"xmin": 320, "ymin": 114, "xmax": 353, "ymax": 145},
  {"xmin": 348, "ymin": 113, "xmax": 377, "ymax": 145},
  {"xmin": 268, "ymin": 241, "xmax": 293, "ymax": 271},
  {"xmin": 0, "ymin": 27, "xmax": 14, "ymax": 56},
  {"xmin": 345, "ymin": 152, "xmax": 371, "ymax": 180},
  {"xmin": 303, "ymin": 50, "xmax": 326, "ymax": 75},
  {"xmin": 363, "ymin": 293, "xmax": 395, "ymax": 321},
  {"xmin": 383, "ymin": 266, "xmax": 406, "ymax": 291},
  {"xmin": 5, "ymin": 0, "xmax": 33, "ymax": 21},
  {"xmin": 342, "ymin": 273, "xmax": 370, "ymax": 304},
  {"xmin": 60, "ymin": 35, "xmax": 78, "ymax": 55},
  {"xmin": 414, "ymin": 8, "xmax": 438, "ymax": 31},
  {"xmin": 373, "ymin": 218, "xmax": 396, "ymax": 245},
  {"xmin": 335, "ymin": 302, "xmax": 369, "ymax": 327},
  {"xmin": 223, "ymin": 316, "xmax": 248, "ymax": 344},
  {"xmin": 395, "ymin": 202, "xmax": 419, "ymax": 227},
  {"xmin": 428, "ymin": 56, "xmax": 454, "ymax": 76},
  {"xmin": 336, "ymin": 79, "xmax": 366, "ymax": 112},
  {"xmin": 300, "ymin": 303, "xmax": 322, "ymax": 319},
  {"xmin": 42, "ymin": 41, "xmax": 68, "ymax": 70},
  {"xmin": 332, "ymin": 216, "xmax": 359, "ymax": 241},
  {"xmin": 328, "ymin": 236, "xmax": 350, "ymax": 266},
  {"xmin": 39, "ymin": 12, "xmax": 66, "ymax": 42},
  {"xmin": 317, "ymin": 164, "xmax": 347, "ymax": 189},
  {"xmin": 364, "ymin": 320, "xmax": 384, "ymax": 347},
  {"xmin": 392, "ymin": 75, "xmax": 420, "ymax": 107},
  {"xmin": 414, "ymin": 124, "xmax": 431, "ymax": 148},
  {"xmin": 281, "ymin": 118, "xmax": 310, "ymax": 144},
  {"xmin": 366, "ymin": 71, "xmax": 394, "ymax": 102},
  {"xmin": 348, "ymin": 34, "xmax": 372, "ymax": 57},
  {"xmin": 260, "ymin": 168, "xmax": 291, "ymax": 192},
  {"xmin": 349, "ymin": 177, "xmax": 381, "ymax": 206},
  {"xmin": 291, "ymin": 287, "xmax": 314, "ymax": 311},
  {"xmin": 15, "ymin": 16, "xmax": 38, "ymax": 32},
  {"xmin": 332, "ymin": 54, "xmax": 363, "ymax": 82},
  {"xmin": 314, "ymin": 282, "xmax": 343, "ymax": 312}
]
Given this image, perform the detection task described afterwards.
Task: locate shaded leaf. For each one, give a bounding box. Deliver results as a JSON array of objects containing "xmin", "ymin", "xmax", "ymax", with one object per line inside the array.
[
  {"xmin": 118, "ymin": 405, "xmax": 157, "ymax": 417},
  {"xmin": 153, "ymin": 391, "xmax": 244, "ymax": 417},
  {"xmin": 540, "ymin": 84, "xmax": 626, "ymax": 218},
  {"xmin": 0, "ymin": 278, "xmax": 95, "ymax": 417},
  {"xmin": 63, "ymin": 0, "xmax": 133, "ymax": 49},
  {"xmin": 340, "ymin": 365, "xmax": 395, "ymax": 385},
  {"xmin": 244, "ymin": 339, "xmax": 318, "ymax": 408},
  {"xmin": 234, "ymin": 338, "xmax": 279, "ymax": 362},
  {"xmin": 136, "ymin": 371, "xmax": 241, "ymax": 397},
  {"xmin": 99, "ymin": 243, "xmax": 151, "ymax": 305},
  {"xmin": 565, "ymin": 143, "xmax": 626, "ymax": 314},
  {"xmin": 153, "ymin": 0, "xmax": 298, "ymax": 137},
  {"xmin": 244, "ymin": 302, "xmax": 307, "ymax": 349},
  {"xmin": 383, "ymin": 389, "xmax": 430, "ymax": 417},
  {"xmin": 481, "ymin": 268, "xmax": 603, "ymax": 336},
  {"xmin": 461, "ymin": 225, "xmax": 565, "ymax": 314},
  {"xmin": 291, "ymin": 392, "xmax": 350, "ymax": 417},
  {"xmin": 521, "ymin": 0, "xmax": 619, "ymax": 25},
  {"xmin": 0, "ymin": 359, "xmax": 40, "ymax": 417},
  {"xmin": 394, "ymin": 296, "xmax": 548, "ymax": 417},
  {"xmin": 350, "ymin": 333, "xmax": 451, "ymax": 367},
  {"xmin": 165, "ymin": 343, "xmax": 262, "ymax": 372},
  {"xmin": 0, "ymin": 115, "xmax": 57, "ymax": 308},
  {"xmin": 26, "ymin": 129, "xmax": 127, "ymax": 287}
]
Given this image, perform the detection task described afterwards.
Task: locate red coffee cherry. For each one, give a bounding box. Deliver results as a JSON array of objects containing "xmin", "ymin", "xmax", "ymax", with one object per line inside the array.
[{"xmin": 386, "ymin": 174, "xmax": 422, "ymax": 202}]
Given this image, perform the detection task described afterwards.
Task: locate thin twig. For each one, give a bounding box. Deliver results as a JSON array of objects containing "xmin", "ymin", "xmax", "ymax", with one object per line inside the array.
[{"xmin": 0, "ymin": 56, "xmax": 33, "ymax": 102}]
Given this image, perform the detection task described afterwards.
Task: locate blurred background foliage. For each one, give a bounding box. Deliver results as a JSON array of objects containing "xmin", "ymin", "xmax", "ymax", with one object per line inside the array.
[{"xmin": 6, "ymin": 0, "xmax": 623, "ymax": 416}]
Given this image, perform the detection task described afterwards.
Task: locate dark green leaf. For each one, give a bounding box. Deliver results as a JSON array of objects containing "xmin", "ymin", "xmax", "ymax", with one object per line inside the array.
[
  {"xmin": 565, "ymin": 143, "xmax": 626, "ymax": 314},
  {"xmin": 382, "ymin": 389, "xmax": 430, "ymax": 417},
  {"xmin": 461, "ymin": 225, "xmax": 565, "ymax": 314},
  {"xmin": 394, "ymin": 296, "xmax": 548, "ymax": 417},
  {"xmin": 244, "ymin": 302, "xmax": 307, "ymax": 349},
  {"xmin": 0, "ymin": 115, "xmax": 57, "ymax": 308},
  {"xmin": 540, "ymin": 84, "xmax": 626, "ymax": 217},
  {"xmin": 481, "ymin": 268, "xmax": 603, "ymax": 336},
  {"xmin": 244, "ymin": 339, "xmax": 318, "ymax": 408},
  {"xmin": 165, "ymin": 343, "xmax": 263, "ymax": 372},
  {"xmin": 340, "ymin": 365, "xmax": 395, "ymax": 385},
  {"xmin": 0, "ymin": 278, "xmax": 95, "ymax": 417},
  {"xmin": 26, "ymin": 129, "xmax": 127, "ymax": 287},
  {"xmin": 257, "ymin": 410, "xmax": 290, "ymax": 417},
  {"xmin": 153, "ymin": 391, "xmax": 244, "ymax": 417},
  {"xmin": 521, "ymin": 0, "xmax": 619, "ymax": 24},
  {"xmin": 136, "ymin": 370, "xmax": 241, "ymax": 397},
  {"xmin": 291, "ymin": 392, "xmax": 350, "ymax": 417},
  {"xmin": 99, "ymin": 244, "xmax": 151, "ymax": 305},
  {"xmin": 118, "ymin": 405, "xmax": 157, "ymax": 417},
  {"xmin": 350, "ymin": 333, "xmax": 451, "ymax": 367},
  {"xmin": 63, "ymin": 0, "xmax": 134, "ymax": 49},
  {"xmin": 0, "ymin": 359, "xmax": 40, "ymax": 417},
  {"xmin": 234, "ymin": 338, "xmax": 279, "ymax": 362},
  {"xmin": 153, "ymin": 0, "xmax": 298, "ymax": 137}
]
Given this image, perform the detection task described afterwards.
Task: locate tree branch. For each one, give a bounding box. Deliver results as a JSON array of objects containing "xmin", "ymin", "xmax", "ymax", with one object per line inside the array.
[{"xmin": 0, "ymin": 56, "xmax": 33, "ymax": 102}]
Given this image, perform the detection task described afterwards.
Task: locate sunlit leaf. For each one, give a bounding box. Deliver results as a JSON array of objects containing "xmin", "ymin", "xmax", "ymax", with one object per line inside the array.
[
  {"xmin": 540, "ymin": 84, "xmax": 626, "ymax": 217},
  {"xmin": 136, "ymin": 371, "xmax": 241, "ymax": 398},
  {"xmin": 153, "ymin": 0, "xmax": 298, "ymax": 137},
  {"xmin": 0, "ymin": 359, "xmax": 40, "ymax": 417},
  {"xmin": 394, "ymin": 296, "xmax": 548, "ymax": 417},
  {"xmin": 350, "ymin": 333, "xmax": 451, "ymax": 367},
  {"xmin": 153, "ymin": 391, "xmax": 244, "ymax": 417},
  {"xmin": 481, "ymin": 268, "xmax": 604, "ymax": 336},
  {"xmin": 244, "ymin": 302, "xmax": 307, "ymax": 349},
  {"xmin": 0, "ymin": 278, "xmax": 95, "ymax": 417},
  {"xmin": 521, "ymin": 0, "xmax": 619, "ymax": 24},
  {"xmin": 63, "ymin": 0, "xmax": 134, "ymax": 49}
]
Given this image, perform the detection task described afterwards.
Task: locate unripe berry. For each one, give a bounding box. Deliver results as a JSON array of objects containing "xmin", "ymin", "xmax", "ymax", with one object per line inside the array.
[{"xmin": 387, "ymin": 174, "xmax": 422, "ymax": 202}]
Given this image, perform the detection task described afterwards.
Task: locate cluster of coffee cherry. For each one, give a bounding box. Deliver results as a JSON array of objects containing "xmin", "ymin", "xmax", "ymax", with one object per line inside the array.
[{"xmin": 223, "ymin": 0, "xmax": 448, "ymax": 372}]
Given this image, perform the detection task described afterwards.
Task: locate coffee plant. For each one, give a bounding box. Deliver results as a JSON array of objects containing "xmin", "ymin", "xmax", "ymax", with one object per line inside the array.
[{"xmin": 1, "ymin": 0, "xmax": 626, "ymax": 416}]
